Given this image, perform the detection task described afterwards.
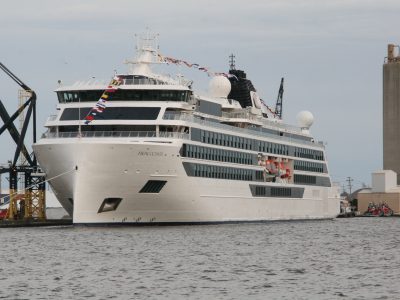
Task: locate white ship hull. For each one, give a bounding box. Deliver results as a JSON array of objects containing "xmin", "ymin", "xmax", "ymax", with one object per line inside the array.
[
  {"xmin": 33, "ymin": 138, "xmax": 340, "ymax": 225},
  {"xmin": 33, "ymin": 36, "xmax": 341, "ymax": 224}
]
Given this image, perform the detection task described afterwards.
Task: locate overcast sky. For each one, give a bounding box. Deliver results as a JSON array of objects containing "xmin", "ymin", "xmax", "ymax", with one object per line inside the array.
[{"xmin": 1, "ymin": 0, "xmax": 399, "ymax": 191}]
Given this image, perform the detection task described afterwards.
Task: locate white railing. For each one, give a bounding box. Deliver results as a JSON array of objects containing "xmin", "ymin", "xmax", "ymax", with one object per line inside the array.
[
  {"xmin": 221, "ymin": 111, "xmax": 257, "ymax": 121},
  {"xmin": 163, "ymin": 112, "xmax": 324, "ymax": 148},
  {"xmin": 42, "ymin": 131, "xmax": 190, "ymax": 140},
  {"xmin": 121, "ymin": 78, "xmax": 172, "ymax": 86},
  {"xmin": 221, "ymin": 111, "xmax": 301, "ymax": 133}
]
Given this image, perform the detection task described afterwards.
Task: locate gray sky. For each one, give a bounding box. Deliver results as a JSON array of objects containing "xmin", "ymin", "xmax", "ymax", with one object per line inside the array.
[{"xmin": 1, "ymin": 0, "xmax": 399, "ymax": 191}]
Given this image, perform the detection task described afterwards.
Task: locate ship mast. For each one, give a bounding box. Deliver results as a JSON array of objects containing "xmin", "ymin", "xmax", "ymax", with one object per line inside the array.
[
  {"xmin": 124, "ymin": 30, "xmax": 161, "ymax": 75},
  {"xmin": 229, "ymin": 54, "xmax": 236, "ymax": 71}
]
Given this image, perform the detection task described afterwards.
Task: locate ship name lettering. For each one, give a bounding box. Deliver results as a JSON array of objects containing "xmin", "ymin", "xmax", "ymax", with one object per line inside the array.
[{"xmin": 138, "ymin": 151, "xmax": 164, "ymax": 156}]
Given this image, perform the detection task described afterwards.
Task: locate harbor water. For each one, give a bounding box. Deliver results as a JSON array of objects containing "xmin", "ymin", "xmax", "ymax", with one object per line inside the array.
[{"xmin": 0, "ymin": 218, "xmax": 399, "ymax": 299}]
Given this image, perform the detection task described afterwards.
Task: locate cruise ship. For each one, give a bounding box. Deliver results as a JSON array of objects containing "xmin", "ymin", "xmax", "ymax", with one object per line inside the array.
[{"xmin": 33, "ymin": 35, "xmax": 340, "ymax": 225}]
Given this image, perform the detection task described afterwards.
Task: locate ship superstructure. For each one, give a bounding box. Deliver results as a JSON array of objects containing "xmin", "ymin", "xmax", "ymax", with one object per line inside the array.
[{"xmin": 33, "ymin": 34, "xmax": 340, "ymax": 224}]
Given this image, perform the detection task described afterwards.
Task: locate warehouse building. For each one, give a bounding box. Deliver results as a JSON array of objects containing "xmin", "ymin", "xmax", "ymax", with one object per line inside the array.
[{"xmin": 358, "ymin": 170, "xmax": 400, "ymax": 214}]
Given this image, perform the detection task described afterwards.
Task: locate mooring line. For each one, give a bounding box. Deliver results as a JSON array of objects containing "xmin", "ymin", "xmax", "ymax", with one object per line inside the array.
[{"xmin": 0, "ymin": 167, "xmax": 77, "ymax": 205}]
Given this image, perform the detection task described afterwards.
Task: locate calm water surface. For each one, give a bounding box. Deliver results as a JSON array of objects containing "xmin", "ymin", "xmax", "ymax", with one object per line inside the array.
[{"xmin": 0, "ymin": 218, "xmax": 399, "ymax": 299}]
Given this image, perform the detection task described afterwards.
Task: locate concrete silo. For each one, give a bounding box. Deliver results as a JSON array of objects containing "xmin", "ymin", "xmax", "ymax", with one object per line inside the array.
[{"xmin": 383, "ymin": 44, "xmax": 400, "ymax": 184}]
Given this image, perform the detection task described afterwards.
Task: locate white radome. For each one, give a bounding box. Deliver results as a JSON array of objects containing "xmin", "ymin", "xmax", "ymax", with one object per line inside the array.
[
  {"xmin": 296, "ymin": 110, "xmax": 314, "ymax": 129},
  {"xmin": 209, "ymin": 75, "xmax": 231, "ymax": 98}
]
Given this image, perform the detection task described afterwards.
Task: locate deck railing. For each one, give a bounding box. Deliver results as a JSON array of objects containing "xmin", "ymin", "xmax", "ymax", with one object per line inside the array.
[
  {"xmin": 163, "ymin": 112, "xmax": 324, "ymax": 147},
  {"xmin": 42, "ymin": 115, "xmax": 323, "ymax": 147},
  {"xmin": 221, "ymin": 111, "xmax": 301, "ymax": 133},
  {"xmin": 42, "ymin": 131, "xmax": 190, "ymax": 140}
]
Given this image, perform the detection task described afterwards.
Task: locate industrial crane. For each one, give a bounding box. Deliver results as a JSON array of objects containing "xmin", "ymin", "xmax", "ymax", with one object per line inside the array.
[
  {"xmin": 274, "ymin": 77, "xmax": 284, "ymax": 119},
  {"xmin": 0, "ymin": 62, "xmax": 46, "ymax": 220}
]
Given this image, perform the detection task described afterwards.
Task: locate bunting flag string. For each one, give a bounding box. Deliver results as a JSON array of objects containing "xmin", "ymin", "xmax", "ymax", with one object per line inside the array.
[
  {"xmin": 84, "ymin": 76, "xmax": 123, "ymax": 125},
  {"xmin": 260, "ymin": 99, "xmax": 278, "ymax": 117},
  {"xmin": 157, "ymin": 53, "xmax": 237, "ymax": 80}
]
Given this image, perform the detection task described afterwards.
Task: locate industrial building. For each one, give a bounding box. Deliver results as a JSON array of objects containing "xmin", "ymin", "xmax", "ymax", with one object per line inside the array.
[
  {"xmin": 357, "ymin": 45, "xmax": 400, "ymax": 215},
  {"xmin": 358, "ymin": 170, "xmax": 400, "ymax": 214},
  {"xmin": 383, "ymin": 44, "xmax": 400, "ymax": 185}
]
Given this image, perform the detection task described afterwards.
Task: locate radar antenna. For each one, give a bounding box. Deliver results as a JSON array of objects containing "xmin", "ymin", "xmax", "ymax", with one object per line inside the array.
[
  {"xmin": 275, "ymin": 77, "xmax": 284, "ymax": 119},
  {"xmin": 125, "ymin": 30, "xmax": 160, "ymax": 75}
]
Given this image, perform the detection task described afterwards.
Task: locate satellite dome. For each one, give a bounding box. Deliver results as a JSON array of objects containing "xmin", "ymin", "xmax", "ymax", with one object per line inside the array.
[
  {"xmin": 209, "ymin": 75, "xmax": 231, "ymax": 98},
  {"xmin": 296, "ymin": 111, "xmax": 314, "ymax": 129}
]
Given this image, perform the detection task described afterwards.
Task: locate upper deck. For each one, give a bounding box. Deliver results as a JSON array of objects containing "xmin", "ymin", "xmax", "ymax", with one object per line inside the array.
[{"xmin": 42, "ymin": 33, "xmax": 323, "ymax": 151}]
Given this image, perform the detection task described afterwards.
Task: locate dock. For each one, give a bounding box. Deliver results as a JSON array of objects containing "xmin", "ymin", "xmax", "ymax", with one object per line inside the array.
[{"xmin": 0, "ymin": 219, "xmax": 72, "ymax": 228}]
